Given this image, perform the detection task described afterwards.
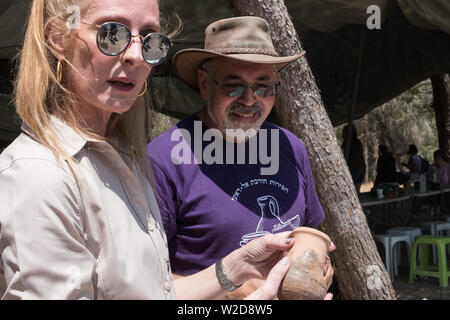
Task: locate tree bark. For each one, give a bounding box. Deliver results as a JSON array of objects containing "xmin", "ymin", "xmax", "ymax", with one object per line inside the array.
[
  {"xmin": 147, "ymin": 109, "xmax": 178, "ymax": 141},
  {"xmin": 431, "ymin": 74, "xmax": 450, "ymax": 156},
  {"xmin": 229, "ymin": 0, "xmax": 397, "ymax": 299}
]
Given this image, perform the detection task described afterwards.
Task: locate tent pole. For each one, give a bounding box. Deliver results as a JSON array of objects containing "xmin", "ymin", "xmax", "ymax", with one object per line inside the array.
[{"xmin": 345, "ymin": 26, "xmax": 366, "ymax": 161}]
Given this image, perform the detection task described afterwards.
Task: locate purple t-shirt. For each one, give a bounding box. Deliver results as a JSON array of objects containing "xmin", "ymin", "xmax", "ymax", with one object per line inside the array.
[{"xmin": 147, "ymin": 115, "xmax": 325, "ymax": 275}]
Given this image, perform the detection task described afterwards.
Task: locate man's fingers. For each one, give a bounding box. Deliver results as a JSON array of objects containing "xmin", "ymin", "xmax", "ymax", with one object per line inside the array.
[
  {"xmin": 323, "ymin": 256, "xmax": 330, "ymax": 276},
  {"xmin": 324, "ymin": 261, "xmax": 334, "ymax": 279},
  {"xmin": 323, "ymin": 260, "xmax": 334, "ymax": 289},
  {"xmin": 328, "ymin": 241, "xmax": 336, "ymax": 252},
  {"xmin": 323, "ymin": 293, "xmax": 333, "ymax": 300}
]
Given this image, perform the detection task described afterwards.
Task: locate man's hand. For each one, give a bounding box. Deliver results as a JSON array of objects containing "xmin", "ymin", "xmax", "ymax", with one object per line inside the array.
[{"xmin": 321, "ymin": 241, "xmax": 336, "ymax": 300}]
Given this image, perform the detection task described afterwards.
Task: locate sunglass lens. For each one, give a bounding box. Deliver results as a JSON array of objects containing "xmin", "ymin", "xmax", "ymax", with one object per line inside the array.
[
  {"xmin": 97, "ymin": 23, "xmax": 131, "ymax": 56},
  {"xmin": 254, "ymin": 88, "xmax": 270, "ymax": 97},
  {"xmin": 228, "ymin": 87, "xmax": 246, "ymax": 97},
  {"xmin": 255, "ymin": 85, "xmax": 276, "ymax": 97},
  {"xmin": 142, "ymin": 34, "xmax": 171, "ymax": 65}
]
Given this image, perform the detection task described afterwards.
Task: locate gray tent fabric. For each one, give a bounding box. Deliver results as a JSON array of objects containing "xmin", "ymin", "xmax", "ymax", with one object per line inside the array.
[
  {"xmin": 1, "ymin": 0, "xmax": 448, "ymax": 57},
  {"xmin": 397, "ymin": 0, "xmax": 450, "ymax": 35},
  {"xmin": 0, "ymin": 0, "xmax": 29, "ymax": 59},
  {"xmin": 299, "ymin": 2, "xmax": 450, "ymax": 125},
  {"xmin": 0, "ymin": 0, "xmax": 449, "ymax": 146},
  {"xmin": 289, "ymin": 0, "xmax": 450, "ymax": 35},
  {"xmin": 154, "ymin": 0, "xmax": 450, "ymax": 125},
  {"xmin": 289, "ymin": 0, "xmax": 392, "ymax": 34}
]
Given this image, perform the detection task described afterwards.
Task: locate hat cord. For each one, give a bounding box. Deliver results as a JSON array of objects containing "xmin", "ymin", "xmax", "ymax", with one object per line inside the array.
[{"xmin": 211, "ymin": 47, "xmax": 279, "ymax": 57}]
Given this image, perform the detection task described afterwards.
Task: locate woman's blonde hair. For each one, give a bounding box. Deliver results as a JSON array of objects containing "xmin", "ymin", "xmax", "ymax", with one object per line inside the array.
[{"xmin": 13, "ymin": 0, "xmax": 175, "ymax": 182}]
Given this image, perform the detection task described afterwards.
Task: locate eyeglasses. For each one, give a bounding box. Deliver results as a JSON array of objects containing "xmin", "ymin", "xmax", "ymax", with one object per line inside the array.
[
  {"xmin": 80, "ymin": 21, "xmax": 171, "ymax": 65},
  {"xmin": 201, "ymin": 68, "xmax": 277, "ymax": 97}
]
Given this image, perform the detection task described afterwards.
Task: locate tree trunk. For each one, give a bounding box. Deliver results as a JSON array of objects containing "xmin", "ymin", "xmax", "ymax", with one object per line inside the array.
[
  {"xmin": 431, "ymin": 74, "xmax": 450, "ymax": 156},
  {"xmin": 147, "ymin": 110, "xmax": 178, "ymax": 141},
  {"xmin": 229, "ymin": 0, "xmax": 397, "ymax": 299}
]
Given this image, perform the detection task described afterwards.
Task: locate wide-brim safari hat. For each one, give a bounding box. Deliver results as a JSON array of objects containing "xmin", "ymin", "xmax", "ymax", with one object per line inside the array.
[{"xmin": 173, "ymin": 16, "xmax": 305, "ymax": 90}]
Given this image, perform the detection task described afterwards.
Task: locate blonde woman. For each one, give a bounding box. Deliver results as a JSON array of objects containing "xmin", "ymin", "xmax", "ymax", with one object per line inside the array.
[{"xmin": 0, "ymin": 0, "xmax": 295, "ymax": 299}]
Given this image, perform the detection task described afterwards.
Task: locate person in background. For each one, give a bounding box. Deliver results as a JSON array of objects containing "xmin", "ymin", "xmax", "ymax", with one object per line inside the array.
[
  {"xmin": 374, "ymin": 144, "xmax": 397, "ymax": 185},
  {"xmin": 398, "ymin": 144, "xmax": 432, "ymax": 218},
  {"xmin": 432, "ymin": 149, "xmax": 450, "ymax": 185},
  {"xmin": 399, "ymin": 144, "xmax": 422, "ymax": 187},
  {"xmin": 342, "ymin": 124, "xmax": 366, "ymax": 193}
]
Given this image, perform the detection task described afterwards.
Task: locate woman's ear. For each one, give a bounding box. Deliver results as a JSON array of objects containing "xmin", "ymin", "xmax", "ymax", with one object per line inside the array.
[{"xmin": 45, "ymin": 18, "xmax": 66, "ymax": 59}]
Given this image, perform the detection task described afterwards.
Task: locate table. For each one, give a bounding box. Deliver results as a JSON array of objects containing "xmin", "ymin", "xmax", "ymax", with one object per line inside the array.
[
  {"xmin": 360, "ymin": 192, "xmax": 412, "ymax": 227},
  {"xmin": 359, "ymin": 193, "xmax": 411, "ymax": 208},
  {"xmin": 359, "ymin": 186, "xmax": 450, "ymax": 228}
]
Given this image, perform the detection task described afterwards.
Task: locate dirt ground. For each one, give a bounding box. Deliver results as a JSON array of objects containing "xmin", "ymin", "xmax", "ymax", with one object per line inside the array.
[
  {"xmin": 360, "ymin": 182, "xmax": 450, "ymax": 300},
  {"xmin": 393, "ymin": 267, "xmax": 450, "ymax": 300}
]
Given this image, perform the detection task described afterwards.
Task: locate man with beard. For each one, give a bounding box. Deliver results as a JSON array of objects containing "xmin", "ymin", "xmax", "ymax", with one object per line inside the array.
[{"xmin": 147, "ymin": 17, "xmax": 332, "ymax": 298}]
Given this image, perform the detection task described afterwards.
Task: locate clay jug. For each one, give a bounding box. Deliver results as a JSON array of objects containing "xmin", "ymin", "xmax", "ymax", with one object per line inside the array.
[{"xmin": 279, "ymin": 227, "xmax": 332, "ymax": 300}]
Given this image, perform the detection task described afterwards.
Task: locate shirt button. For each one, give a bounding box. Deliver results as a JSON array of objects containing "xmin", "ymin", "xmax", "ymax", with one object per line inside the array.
[
  {"xmin": 148, "ymin": 223, "xmax": 154, "ymax": 232},
  {"xmin": 164, "ymin": 282, "xmax": 171, "ymax": 292}
]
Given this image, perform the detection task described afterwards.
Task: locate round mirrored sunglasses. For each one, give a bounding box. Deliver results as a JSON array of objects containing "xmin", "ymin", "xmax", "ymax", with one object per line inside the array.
[{"xmin": 82, "ymin": 21, "xmax": 171, "ymax": 65}]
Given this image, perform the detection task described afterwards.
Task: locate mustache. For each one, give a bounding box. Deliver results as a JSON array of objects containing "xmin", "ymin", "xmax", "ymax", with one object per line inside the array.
[{"xmin": 227, "ymin": 103, "xmax": 263, "ymax": 115}]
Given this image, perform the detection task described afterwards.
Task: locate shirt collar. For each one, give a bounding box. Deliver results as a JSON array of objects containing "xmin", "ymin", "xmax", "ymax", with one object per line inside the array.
[{"xmin": 21, "ymin": 115, "xmax": 100, "ymax": 157}]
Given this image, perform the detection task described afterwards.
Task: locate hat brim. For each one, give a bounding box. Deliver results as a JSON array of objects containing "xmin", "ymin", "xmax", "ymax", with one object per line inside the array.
[{"xmin": 172, "ymin": 49, "xmax": 306, "ymax": 90}]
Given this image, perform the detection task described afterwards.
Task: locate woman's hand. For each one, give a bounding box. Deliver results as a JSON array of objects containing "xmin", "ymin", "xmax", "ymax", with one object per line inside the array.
[
  {"xmin": 222, "ymin": 232, "xmax": 295, "ymax": 286},
  {"xmin": 244, "ymin": 256, "xmax": 291, "ymax": 300},
  {"xmin": 173, "ymin": 232, "xmax": 294, "ymax": 300}
]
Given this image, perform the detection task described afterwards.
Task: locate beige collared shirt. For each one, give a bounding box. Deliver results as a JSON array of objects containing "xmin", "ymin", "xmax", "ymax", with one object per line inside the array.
[{"xmin": 0, "ymin": 118, "xmax": 175, "ymax": 299}]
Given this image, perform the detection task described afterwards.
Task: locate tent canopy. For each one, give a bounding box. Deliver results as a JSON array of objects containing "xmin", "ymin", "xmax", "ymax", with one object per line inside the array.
[
  {"xmin": 0, "ymin": 0, "xmax": 28, "ymax": 60},
  {"xmin": 290, "ymin": 0, "xmax": 450, "ymax": 35},
  {"xmin": 153, "ymin": 0, "xmax": 450, "ymax": 125},
  {"xmin": 0, "ymin": 0, "xmax": 449, "ymax": 146}
]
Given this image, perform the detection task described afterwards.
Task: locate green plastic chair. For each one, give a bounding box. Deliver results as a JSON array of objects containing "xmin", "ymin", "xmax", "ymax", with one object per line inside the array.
[{"xmin": 409, "ymin": 235, "xmax": 450, "ymax": 287}]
